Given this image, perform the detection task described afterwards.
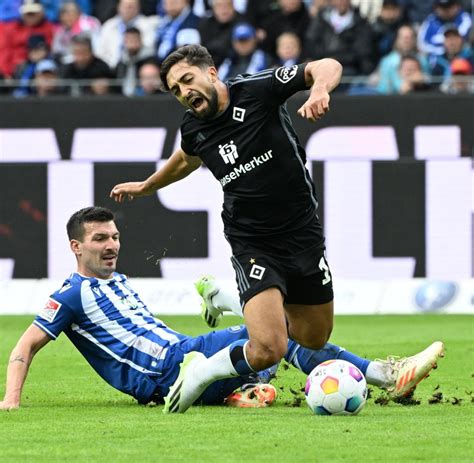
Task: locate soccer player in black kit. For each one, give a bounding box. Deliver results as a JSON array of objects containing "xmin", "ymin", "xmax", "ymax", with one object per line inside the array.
[{"xmin": 110, "ymin": 44, "xmax": 442, "ymax": 414}]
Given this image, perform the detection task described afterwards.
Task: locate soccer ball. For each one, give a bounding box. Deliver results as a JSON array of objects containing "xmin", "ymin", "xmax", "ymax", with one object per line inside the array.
[{"xmin": 305, "ymin": 359, "xmax": 367, "ymax": 416}]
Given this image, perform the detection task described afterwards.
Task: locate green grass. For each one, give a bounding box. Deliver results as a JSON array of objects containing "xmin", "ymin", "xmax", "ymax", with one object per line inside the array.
[{"xmin": 0, "ymin": 314, "xmax": 473, "ymax": 463}]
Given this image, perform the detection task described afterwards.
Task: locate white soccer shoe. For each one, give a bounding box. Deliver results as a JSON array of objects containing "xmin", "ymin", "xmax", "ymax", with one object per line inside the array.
[
  {"xmin": 194, "ymin": 275, "xmax": 223, "ymax": 328},
  {"xmin": 163, "ymin": 351, "xmax": 210, "ymax": 414},
  {"xmin": 379, "ymin": 341, "xmax": 445, "ymax": 398}
]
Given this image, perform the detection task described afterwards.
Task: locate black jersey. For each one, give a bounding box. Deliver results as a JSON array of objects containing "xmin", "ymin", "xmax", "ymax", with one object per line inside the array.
[{"xmin": 180, "ymin": 63, "xmax": 320, "ymax": 238}]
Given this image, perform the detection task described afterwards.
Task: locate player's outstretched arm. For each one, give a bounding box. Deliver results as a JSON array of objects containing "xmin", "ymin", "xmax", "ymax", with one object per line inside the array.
[
  {"xmin": 0, "ymin": 325, "xmax": 50, "ymax": 411},
  {"xmin": 110, "ymin": 148, "xmax": 202, "ymax": 203},
  {"xmin": 297, "ymin": 58, "xmax": 343, "ymax": 123}
]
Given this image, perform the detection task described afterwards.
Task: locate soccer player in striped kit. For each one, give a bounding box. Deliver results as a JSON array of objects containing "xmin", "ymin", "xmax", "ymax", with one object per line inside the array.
[{"xmin": 0, "ymin": 207, "xmax": 443, "ymax": 411}]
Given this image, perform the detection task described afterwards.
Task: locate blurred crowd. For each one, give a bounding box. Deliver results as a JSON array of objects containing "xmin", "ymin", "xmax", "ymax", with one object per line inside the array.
[{"xmin": 0, "ymin": 0, "xmax": 472, "ymax": 97}]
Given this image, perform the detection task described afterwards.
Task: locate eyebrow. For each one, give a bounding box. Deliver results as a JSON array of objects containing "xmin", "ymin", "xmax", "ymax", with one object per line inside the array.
[
  {"xmin": 92, "ymin": 232, "xmax": 120, "ymax": 239},
  {"xmin": 170, "ymin": 72, "xmax": 193, "ymax": 94}
]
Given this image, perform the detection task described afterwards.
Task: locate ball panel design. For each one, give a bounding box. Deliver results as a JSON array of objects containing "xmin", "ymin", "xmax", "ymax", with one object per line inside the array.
[
  {"xmin": 320, "ymin": 376, "xmax": 339, "ymax": 395},
  {"xmin": 345, "ymin": 395, "xmax": 363, "ymax": 413},
  {"xmin": 349, "ymin": 366, "xmax": 364, "ymax": 382},
  {"xmin": 319, "ymin": 360, "xmax": 337, "ymax": 367},
  {"xmin": 305, "ymin": 376, "xmax": 312, "ymax": 395},
  {"xmin": 338, "ymin": 376, "xmax": 358, "ymax": 398},
  {"xmin": 314, "ymin": 405, "xmax": 331, "ymax": 415},
  {"xmin": 322, "ymin": 392, "xmax": 347, "ymax": 414}
]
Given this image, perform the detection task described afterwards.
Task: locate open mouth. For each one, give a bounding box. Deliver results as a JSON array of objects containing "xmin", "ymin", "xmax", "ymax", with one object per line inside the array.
[
  {"xmin": 102, "ymin": 255, "xmax": 116, "ymax": 262},
  {"xmin": 189, "ymin": 95, "xmax": 205, "ymax": 110}
]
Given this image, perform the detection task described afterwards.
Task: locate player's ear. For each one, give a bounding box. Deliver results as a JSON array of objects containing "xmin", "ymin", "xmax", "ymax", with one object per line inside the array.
[
  {"xmin": 208, "ymin": 66, "xmax": 218, "ymax": 82},
  {"xmin": 70, "ymin": 239, "xmax": 81, "ymax": 256}
]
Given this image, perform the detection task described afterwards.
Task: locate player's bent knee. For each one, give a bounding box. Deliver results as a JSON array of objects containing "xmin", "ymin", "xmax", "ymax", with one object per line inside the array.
[
  {"xmin": 291, "ymin": 330, "xmax": 332, "ymax": 351},
  {"xmin": 250, "ymin": 340, "xmax": 287, "ymax": 367}
]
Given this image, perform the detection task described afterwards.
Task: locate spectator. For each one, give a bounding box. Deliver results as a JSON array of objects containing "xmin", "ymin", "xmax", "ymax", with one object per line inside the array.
[
  {"xmin": 135, "ymin": 58, "xmax": 165, "ymax": 95},
  {"xmin": 12, "ymin": 33, "xmax": 50, "ymax": 97},
  {"xmin": 429, "ymin": 23, "xmax": 474, "ymax": 77},
  {"xmin": 440, "ymin": 57, "xmax": 474, "ymax": 93},
  {"xmin": 309, "ymin": 0, "xmax": 330, "ymax": 18},
  {"xmin": 397, "ymin": 0, "xmax": 435, "ymax": 26},
  {"xmin": 244, "ymin": 0, "xmax": 279, "ymax": 29},
  {"xmin": 351, "ymin": 0, "xmax": 384, "ymax": 22},
  {"xmin": 116, "ymin": 26, "xmax": 154, "ymax": 95},
  {"xmin": 32, "ymin": 58, "xmax": 63, "ymax": 96},
  {"xmin": 377, "ymin": 24, "xmax": 429, "ymax": 94},
  {"xmin": 155, "ymin": 0, "xmax": 201, "ymax": 63},
  {"xmin": 93, "ymin": 0, "xmax": 163, "ymax": 22},
  {"xmin": 259, "ymin": 0, "xmax": 310, "ymax": 59},
  {"xmin": 305, "ymin": 0, "xmax": 375, "ymax": 76},
  {"xmin": 218, "ymin": 22, "xmax": 271, "ymax": 80},
  {"xmin": 198, "ymin": 0, "xmax": 244, "ymax": 67},
  {"xmin": 60, "ymin": 33, "xmax": 114, "ymax": 95},
  {"xmin": 156, "ymin": 0, "xmax": 212, "ymax": 17},
  {"xmin": 398, "ymin": 54, "xmax": 432, "ymax": 94},
  {"xmin": 273, "ymin": 31, "xmax": 302, "ymax": 66},
  {"xmin": 371, "ymin": 0, "xmax": 406, "ymax": 62},
  {"xmin": 98, "ymin": 0, "xmax": 159, "ymax": 68},
  {"xmin": 40, "ymin": 0, "xmax": 92, "ymax": 23},
  {"xmin": 418, "ymin": 0, "xmax": 472, "ymax": 56},
  {"xmin": 0, "ymin": 0, "xmax": 55, "ymax": 78},
  {"xmin": 52, "ymin": 1, "xmax": 101, "ymax": 64}
]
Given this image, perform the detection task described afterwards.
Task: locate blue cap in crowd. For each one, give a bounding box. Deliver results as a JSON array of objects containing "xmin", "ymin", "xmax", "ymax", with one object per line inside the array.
[
  {"xmin": 35, "ymin": 59, "xmax": 58, "ymax": 74},
  {"xmin": 435, "ymin": 0, "xmax": 458, "ymax": 7},
  {"xmin": 232, "ymin": 23, "xmax": 256, "ymax": 41},
  {"xmin": 27, "ymin": 34, "xmax": 47, "ymax": 49}
]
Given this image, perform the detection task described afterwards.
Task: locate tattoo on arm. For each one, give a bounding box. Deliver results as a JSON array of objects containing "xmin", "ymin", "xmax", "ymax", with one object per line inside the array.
[{"xmin": 9, "ymin": 355, "xmax": 26, "ymax": 364}]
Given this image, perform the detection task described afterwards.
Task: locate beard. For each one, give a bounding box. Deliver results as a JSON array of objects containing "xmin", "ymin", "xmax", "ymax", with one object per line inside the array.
[{"xmin": 191, "ymin": 85, "xmax": 219, "ymax": 120}]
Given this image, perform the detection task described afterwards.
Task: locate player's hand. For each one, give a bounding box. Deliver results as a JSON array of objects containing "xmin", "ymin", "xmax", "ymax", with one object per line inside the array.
[
  {"xmin": 297, "ymin": 88, "xmax": 330, "ymax": 122},
  {"xmin": 110, "ymin": 182, "xmax": 151, "ymax": 203},
  {"xmin": 0, "ymin": 400, "xmax": 19, "ymax": 411}
]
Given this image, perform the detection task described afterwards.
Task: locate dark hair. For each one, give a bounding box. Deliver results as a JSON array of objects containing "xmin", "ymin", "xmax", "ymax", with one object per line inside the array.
[
  {"xmin": 67, "ymin": 207, "xmax": 115, "ymax": 241},
  {"xmin": 125, "ymin": 26, "xmax": 141, "ymax": 35},
  {"xmin": 138, "ymin": 56, "xmax": 160, "ymax": 71},
  {"xmin": 400, "ymin": 53, "xmax": 421, "ymax": 67},
  {"xmin": 160, "ymin": 44, "xmax": 215, "ymax": 91},
  {"xmin": 71, "ymin": 33, "xmax": 92, "ymax": 50},
  {"xmin": 60, "ymin": 1, "xmax": 81, "ymax": 13}
]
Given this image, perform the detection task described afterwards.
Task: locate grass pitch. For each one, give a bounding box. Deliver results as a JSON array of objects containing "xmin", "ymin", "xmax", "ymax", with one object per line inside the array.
[{"xmin": 0, "ymin": 314, "xmax": 472, "ymax": 463}]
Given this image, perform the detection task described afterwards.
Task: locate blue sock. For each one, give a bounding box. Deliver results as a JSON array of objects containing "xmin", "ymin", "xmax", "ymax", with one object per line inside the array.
[
  {"xmin": 229, "ymin": 339, "xmax": 254, "ymax": 375},
  {"xmin": 285, "ymin": 341, "xmax": 370, "ymax": 375},
  {"xmin": 254, "ymin": 362, "xmax": 279, "ymax": 383}
]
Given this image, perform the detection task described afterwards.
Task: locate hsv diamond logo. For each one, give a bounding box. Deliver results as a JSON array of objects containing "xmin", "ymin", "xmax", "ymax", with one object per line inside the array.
[
  {"xmin": 233, "ymin": 106, "xmax": 246, "ymax": 122},
  {"xmin": 38, "ymin": 297, "xmax": 62, "ymax": 322},
  {"xmin": 249, "ymin": 264, "xmax": 266, "ymax": 280},
  {"xmin": 275, "ymin": 65, "xmax": 298, "ymax": 84},
  {"xmin": 218, "ymin": 140, "xmax": 239, "ymax": 165}
]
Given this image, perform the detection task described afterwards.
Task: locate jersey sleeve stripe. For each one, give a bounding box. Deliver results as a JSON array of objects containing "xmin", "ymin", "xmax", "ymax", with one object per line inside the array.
[
  {"xmin": 33, "ymin": 320, "xmax": 58, "ymax": 340},
  {"xmin": 229, "ymin": 70, "xmax": 274, "ymax": 86}
]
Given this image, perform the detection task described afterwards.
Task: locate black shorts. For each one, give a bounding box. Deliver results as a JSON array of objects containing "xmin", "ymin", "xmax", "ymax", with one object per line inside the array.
[{"xmin": 227, "ymin": 223, "xmax": 334, "ymax": 306}]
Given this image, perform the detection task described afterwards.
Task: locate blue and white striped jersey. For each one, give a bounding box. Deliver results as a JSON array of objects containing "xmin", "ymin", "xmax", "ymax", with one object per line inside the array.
[{"xmin": 34, "ymin": 272, "xmax": 186, "ymax": 403}]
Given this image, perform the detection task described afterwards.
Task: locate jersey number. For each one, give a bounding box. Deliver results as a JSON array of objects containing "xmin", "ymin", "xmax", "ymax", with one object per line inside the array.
[{"xmin": 318, "ymin": 256, "xmax": 331, "ymax": 285}]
